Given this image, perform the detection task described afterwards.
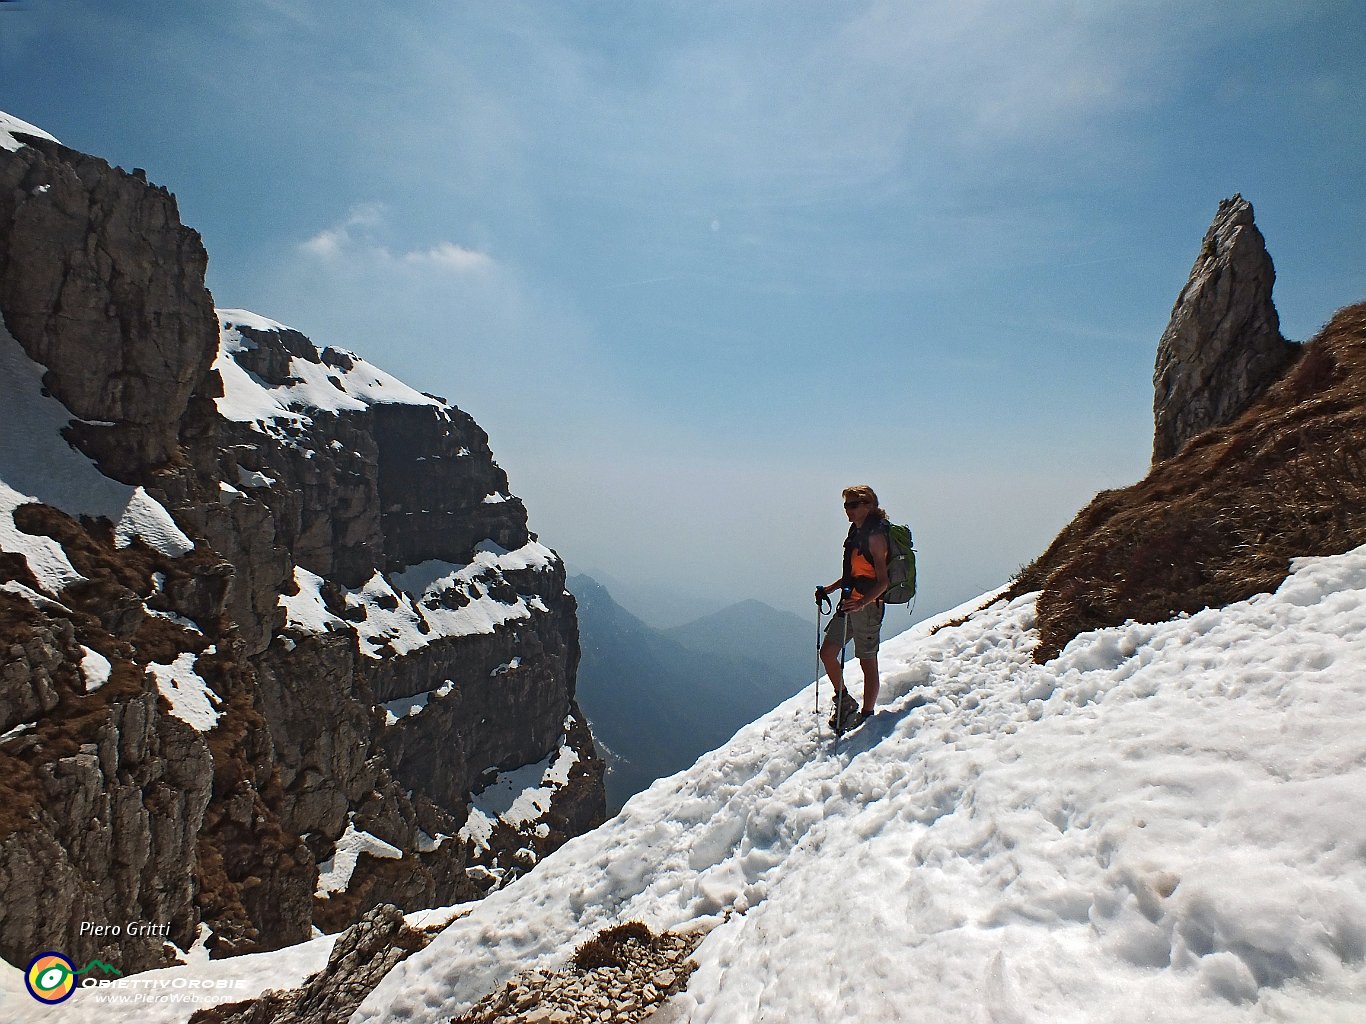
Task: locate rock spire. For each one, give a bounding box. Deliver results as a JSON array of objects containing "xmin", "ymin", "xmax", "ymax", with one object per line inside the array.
[{"xmin": 1152, "ymin": 194, "xmax": 1295, "ymax": 463}]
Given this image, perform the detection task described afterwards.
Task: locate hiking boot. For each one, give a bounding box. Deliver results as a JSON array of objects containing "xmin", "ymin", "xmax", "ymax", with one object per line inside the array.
[
  {"xmin": 829, "ymin": 690, "xmax": 858, "ymax": 731},
  {"xmin": 846, "ymin": 709, "xmax": 872, "ymax": 731}
]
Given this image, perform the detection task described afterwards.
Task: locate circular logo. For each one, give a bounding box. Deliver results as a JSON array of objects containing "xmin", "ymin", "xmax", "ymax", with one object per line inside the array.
[{"xmin": 25, "ymin": 952, "xmax": 76, "ymax": 1004}]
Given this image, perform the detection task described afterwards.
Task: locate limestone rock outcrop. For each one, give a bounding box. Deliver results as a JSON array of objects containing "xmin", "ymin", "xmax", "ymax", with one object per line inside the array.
[
  {"xmin": 188, "ymin": 904, "xmax": 433, "ymax": 1024},
  {"xmin": 0, "ymin": 118, "xmax": 604, "ymax": 974},
  {"xmin": 1152, "ymin": 194, "xmax": 1297, "ymax": 463}
]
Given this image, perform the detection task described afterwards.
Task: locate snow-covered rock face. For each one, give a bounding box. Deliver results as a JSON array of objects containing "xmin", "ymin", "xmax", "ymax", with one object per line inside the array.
[
  {"xmin": 208, "ymin": 309, "xmax": 600, "ymax": 840},
  {"xmin": 355, "ymin": 547, "xmax": 1366, "ymax": 1024},
  {"xmin": 285, "ymin": 543, "xmax": 558, "ymax": 660},
  {"xmin": 0, "ymin": 110, "xmax": 603, "ymax": 977},
  {"xmin": 215, "ymin": 309, "xmax": 445, "ymax": 430}
]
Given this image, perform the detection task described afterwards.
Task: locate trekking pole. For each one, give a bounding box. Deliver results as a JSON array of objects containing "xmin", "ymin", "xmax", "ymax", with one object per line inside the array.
[
  {"xmin": 815, "ymin": 601, "xmax": 821, "ymax": 728},
  {"xmin": 835, "ymin": 609, "xmax": 849, "ymax": 738},
  {"xmin": 815, "ymin": 589, "xmax": 831, "ymax": 739}
]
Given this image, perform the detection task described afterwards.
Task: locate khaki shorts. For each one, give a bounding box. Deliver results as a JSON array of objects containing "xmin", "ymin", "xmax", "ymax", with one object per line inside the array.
[{"xmin": 822, "ymin": 601, "xmax": 885, "ymax": 660}]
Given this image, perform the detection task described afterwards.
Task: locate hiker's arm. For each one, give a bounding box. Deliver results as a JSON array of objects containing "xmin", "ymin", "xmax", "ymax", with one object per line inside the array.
[{"xmin": 844, "ymin": 533, "xmax": 890, "ymax": 609}]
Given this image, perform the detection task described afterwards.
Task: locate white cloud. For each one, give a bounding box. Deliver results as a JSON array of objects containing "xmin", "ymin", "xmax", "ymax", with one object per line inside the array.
[
  {"xmin": 404, "ymin": 242, "xmax": 493, "ymax": 273},
  {"xmin": 299, "ymin": 204, "xmax": 493, "ymax": 275},
  {"xmin": 300, "ymin": 227, "xmax": 346, "ymax": 259}
]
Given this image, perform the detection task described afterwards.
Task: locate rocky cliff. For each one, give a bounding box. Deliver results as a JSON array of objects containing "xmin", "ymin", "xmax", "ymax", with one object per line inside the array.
[{"xmin": 0, "ymin": 113, "xmax": 604, "ymax": 974}]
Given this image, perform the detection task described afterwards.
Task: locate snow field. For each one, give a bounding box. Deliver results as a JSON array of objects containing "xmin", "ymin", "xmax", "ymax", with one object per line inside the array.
[
  {"xmin": 146, "ymin": 651, "xmax": 223, "ymax": 732},
  {"xmin": 356, "ymin": 548, "xmax": 1366, "ymax": 1024}
]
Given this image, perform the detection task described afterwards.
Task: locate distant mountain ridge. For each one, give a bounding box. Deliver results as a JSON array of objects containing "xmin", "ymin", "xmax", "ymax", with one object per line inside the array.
[
  {"xmin": 663, "ymin": 597, "xmax": 815, "ymax": 684},
  {"xmin": 567, "ymin": 563, "xmax": 729, "ymax": 630},
  {"xmin": 570, "ymin": 575, "xmax": 811, "ymax": 810}
]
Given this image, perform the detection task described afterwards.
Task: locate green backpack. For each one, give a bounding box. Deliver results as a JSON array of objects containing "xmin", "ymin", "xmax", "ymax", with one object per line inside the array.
[{"xmin": 883, "ymin": 523, "xmax": 917, "ymax": 605}]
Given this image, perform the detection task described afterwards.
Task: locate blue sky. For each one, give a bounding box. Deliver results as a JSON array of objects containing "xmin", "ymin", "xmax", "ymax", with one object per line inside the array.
[{"xmin": 2, "ymin": 1, "xmax": 1364, "ymax": 624}]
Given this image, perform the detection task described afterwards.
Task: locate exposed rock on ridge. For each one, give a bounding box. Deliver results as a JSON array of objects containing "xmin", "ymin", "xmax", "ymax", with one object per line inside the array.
[
  {"xmin": 0, "ymin": 135, "xmax": 217, "ymax": 479},
  {"xmin": 1152, "ymin": 194, "xmax": 1296, "ymax": 463},
  {"xmin": 0, "ymin": 119, "xmax": 605, "ymax": 974}
]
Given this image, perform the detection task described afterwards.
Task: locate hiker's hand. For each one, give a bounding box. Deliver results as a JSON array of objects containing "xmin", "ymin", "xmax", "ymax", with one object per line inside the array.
[
  {"xmin": 814, "ymin": 587, "xmax": 826, "ymax": 606},
  {"xmin": 841, "ymin": 594, "xmax": 864, "ymax": 612}
]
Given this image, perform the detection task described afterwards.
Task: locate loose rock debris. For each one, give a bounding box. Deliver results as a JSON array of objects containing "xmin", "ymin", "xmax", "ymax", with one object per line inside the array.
[{"xmin": 452, "ymin": 922, "xmax": 703, "ymax": 1024}]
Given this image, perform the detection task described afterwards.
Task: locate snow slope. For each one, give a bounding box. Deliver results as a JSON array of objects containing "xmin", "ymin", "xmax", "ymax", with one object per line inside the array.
[
  {"xmin": 0, "ymin": 110, "xmax": 59, "ymax": 152},
  {"xmin": 21, "ymin": 547, "xmax": 1366, "ymax": 1022},
  {"xmin": 351, "ymin": 548, "xmax": 1366, "ymax": 1024}
]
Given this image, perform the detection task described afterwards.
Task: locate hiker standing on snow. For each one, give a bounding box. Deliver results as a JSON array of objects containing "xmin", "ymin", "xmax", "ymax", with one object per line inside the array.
[{"xmin": 816, "ymin": 484, "xmax": 890, "ymax": 733}]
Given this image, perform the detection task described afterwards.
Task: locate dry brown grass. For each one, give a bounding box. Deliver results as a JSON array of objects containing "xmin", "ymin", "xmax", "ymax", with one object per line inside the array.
[
  {"xmin": 572, "ymin": 920, "xmax": 658, "ymax": 971},
  {"xmin": 1010, "ymin": 302, "xmax": 1366, "ymax": 661}
]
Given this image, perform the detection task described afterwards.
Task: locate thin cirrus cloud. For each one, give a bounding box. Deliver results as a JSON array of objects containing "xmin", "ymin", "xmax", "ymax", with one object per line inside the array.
[{"xmin": 489, "ymin": 0, "xmax": 1197, "ymax": 201}]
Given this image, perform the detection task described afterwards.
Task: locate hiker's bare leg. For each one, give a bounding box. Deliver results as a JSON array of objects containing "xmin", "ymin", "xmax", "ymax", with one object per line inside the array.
[
  {"xmin": 860, "ymin": 656, "xmax": 879, "ymax": 712},
  {"xmin": 820, "ymin": 641, "xmax": 845, "ymax": 696}
]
